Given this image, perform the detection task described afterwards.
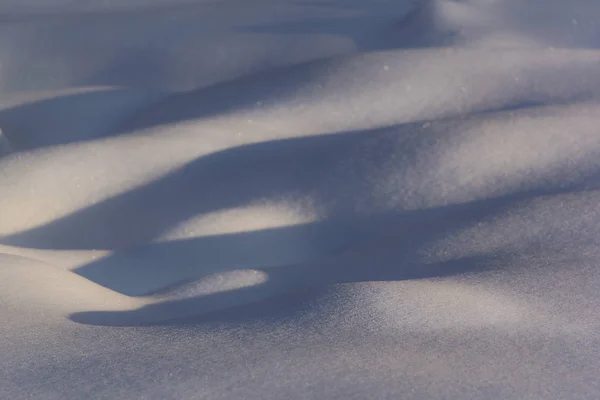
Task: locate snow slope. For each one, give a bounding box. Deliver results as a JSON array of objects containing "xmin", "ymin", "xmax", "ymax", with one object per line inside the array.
[{"xmin": 2, "ymin": 0, "xmax": 600, "ymax": 398}]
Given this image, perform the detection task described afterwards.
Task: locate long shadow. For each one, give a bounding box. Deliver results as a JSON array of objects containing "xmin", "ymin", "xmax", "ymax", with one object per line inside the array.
[
  {"xmin": 5, "ymin": 96, "xmax": 598, "ymax": 251},
  {"xmin": 112, "ymin": 52, "xmax": 600, "ymax": 139},
  {"xmin": 69, "ymin": 255, "xmax": 497, "ymax": 327},
  {"xmin": 0, "ymin": 53, "xmax": 364, "ymax": 151},
  {"xmin": 67, "ymin": 182, "xmax": 594, "ymax": 327},
  {"xmin": 2, "ymin": 43, "xmax": 598, "ymax": 153},
  {"xmin": 70, "ymin": 188, "xmax": 541, "ymax": 295},
  {"xmin": 3, "ymin": 107, "xmax": 574, "ymax": 251},
  {"xmin": 3, "ymin": 124, "xmax": 390, "ymax": 250}
]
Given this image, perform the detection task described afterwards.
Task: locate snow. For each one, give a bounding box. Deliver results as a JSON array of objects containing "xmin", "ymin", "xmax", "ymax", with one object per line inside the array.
[{"xmin": 2, "ymin": 0, "xmax": 600, "ymax": 398}]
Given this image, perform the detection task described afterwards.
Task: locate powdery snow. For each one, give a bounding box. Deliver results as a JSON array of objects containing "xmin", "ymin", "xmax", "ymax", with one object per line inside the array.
[{"xmin": 2, "ymin": 0, "xmax": 600, "ymax": 398}]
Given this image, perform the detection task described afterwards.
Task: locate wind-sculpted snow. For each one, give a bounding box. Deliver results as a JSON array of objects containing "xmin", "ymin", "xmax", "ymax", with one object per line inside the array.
[{"xmin": 2, "ymin": 1, "xmax": 600, "ymax": 399}]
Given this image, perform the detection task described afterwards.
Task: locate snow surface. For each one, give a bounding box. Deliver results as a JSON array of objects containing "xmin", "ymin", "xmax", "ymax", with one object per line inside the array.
[{"xmin": 2, "ymin": 0, "xmax": 600, "ymax": 398}]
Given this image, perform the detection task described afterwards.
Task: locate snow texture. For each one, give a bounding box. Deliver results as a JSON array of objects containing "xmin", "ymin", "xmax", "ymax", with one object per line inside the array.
[{"xmin": 2, "ymin": 0, "xmax": 600, "ymax": 399}]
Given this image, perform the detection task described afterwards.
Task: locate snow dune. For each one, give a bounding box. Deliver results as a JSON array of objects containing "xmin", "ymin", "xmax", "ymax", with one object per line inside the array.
[{"xmin": 2, "ymin": 0, "xmax": 600, "ymax": 398}]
